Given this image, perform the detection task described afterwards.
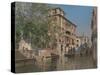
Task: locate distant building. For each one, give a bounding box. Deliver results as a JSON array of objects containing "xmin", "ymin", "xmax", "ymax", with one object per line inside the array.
[
  {"xmin": 79, "ymin": 35, "xmax": 89, "ymax": 45},
  {"xmin": 75, "ymin": 35, "xmax": 90, "ymax": 52},
  {"xmin": 91, "ymin": 7, "xmax": 97, "ymax": 66},
  {"xmin": 18, "ymin": 38, "xmax": 32, "ymax": 51},
  {"xmin": 75, "ymin": 36, "xmax": 81, "ymax": 48}
]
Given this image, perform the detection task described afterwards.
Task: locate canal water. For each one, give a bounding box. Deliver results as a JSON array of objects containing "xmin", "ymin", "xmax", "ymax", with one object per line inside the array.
[{"xmin": 16, "ymin": 54, "xmax": 96, "ymax": 73}]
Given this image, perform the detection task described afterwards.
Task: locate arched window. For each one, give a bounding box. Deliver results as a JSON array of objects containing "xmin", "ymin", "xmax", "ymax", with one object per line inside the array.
[{"xmin": 66, "ymin": 31, "xmax": 71, "ymax": 35}]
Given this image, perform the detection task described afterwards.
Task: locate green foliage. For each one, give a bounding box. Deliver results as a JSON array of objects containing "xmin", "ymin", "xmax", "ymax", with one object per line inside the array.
[{"xmin": 15, "ymin": 3, "xmax": 53, "ymax": 49}]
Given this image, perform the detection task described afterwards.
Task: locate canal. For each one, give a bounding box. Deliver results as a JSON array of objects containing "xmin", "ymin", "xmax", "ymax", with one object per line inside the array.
[{"xmin": 16, "ymin": 54, "xmax": 96, "ymax": 73}]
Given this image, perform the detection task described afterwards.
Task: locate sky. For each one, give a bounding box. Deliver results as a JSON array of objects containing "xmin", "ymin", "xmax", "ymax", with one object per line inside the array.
[{"xmin": 50, "ymin": 4, "xmax": 94, "ymax": 38}]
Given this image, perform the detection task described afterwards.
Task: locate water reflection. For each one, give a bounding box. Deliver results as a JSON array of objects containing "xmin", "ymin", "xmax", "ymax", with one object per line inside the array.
[
  {"xmin": 16, "ymin": 53, "xmax": 95, "ymax": 73},
  {"xmin": 36, "ymin": 54, "xmax": 94, "ymax": 71}
]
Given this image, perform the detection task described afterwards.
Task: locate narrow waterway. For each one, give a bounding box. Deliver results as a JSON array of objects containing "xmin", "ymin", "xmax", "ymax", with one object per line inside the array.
[{"xmin": 16, "ymin": 54, "xmax": 96, "ymax": 73}]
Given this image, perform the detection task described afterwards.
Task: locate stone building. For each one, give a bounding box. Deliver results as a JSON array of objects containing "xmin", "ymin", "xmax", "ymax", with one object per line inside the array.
[
  {"xmin": 79, "ymin": 35, "xmax": 89, "ymax": 46},
  {"xmin": 75, "ymin": 36, "xmax": 81, "ymax": 49},
  {"xmin": 49, "ymin": 8, "xmax": 77, "ymax": 55},
  {"xmin": 74, "ymin": 35, "xmax": 90, "ymax": 54},
  {"xmin": 91, "ymin": 7, "xmax": 97, "ymax": 67}
]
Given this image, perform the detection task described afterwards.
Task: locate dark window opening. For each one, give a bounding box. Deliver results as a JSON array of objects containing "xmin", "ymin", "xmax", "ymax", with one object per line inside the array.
[{"xmin": 66, "ymin": 31, "xmax": 71, "ymax": 35}]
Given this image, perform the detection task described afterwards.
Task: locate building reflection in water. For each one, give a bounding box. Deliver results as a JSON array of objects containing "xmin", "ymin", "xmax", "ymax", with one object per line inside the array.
[{"xmin": 34, "ymin": 53, "xmax": 94, "ymax": 72}]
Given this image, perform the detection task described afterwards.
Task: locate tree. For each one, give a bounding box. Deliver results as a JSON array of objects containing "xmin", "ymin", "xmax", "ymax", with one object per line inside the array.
[{"xmin": 15, "ymin": 2, "xmax": 52, "ymax": 49}]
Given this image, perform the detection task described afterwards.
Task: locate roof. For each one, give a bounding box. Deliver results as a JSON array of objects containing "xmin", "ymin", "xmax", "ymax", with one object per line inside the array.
[
  {"xmin": 49, "ymin": 8, "xmax": 77, "ymax": 27},
  {"xmin": 51, "ymin": 7, "xmax": 65, "ymax": 13},
  {"xmin": 52, "ymin": 14, "xmax": 77, "ymax": 27}
]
